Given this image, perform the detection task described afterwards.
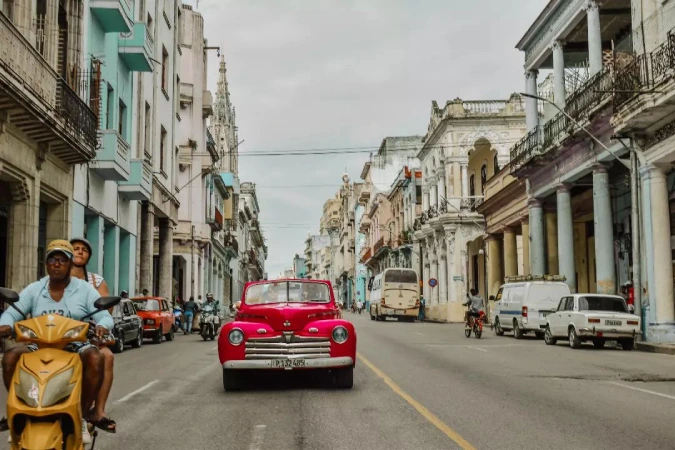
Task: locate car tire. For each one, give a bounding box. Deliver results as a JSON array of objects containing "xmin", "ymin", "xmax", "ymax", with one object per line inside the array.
[
  {"xmin": 544, "ymin": 326, "xmax": 557, "ymax": 345},
  {"xmin": 154, "ymin": 326, "xmax": 163, "ymax": 344},
  {"xmin": 619, "ymin": 338, "xmax": 635, "ymax": 351},
  {"xmin": 131, "ymin": 327, "xmax": 143, "ymax": 349},
  {"xmin": 494, "ymin": 318, "xmax": 505, "ymax": 336},
  {"xmin": 113, "ymin": 333, "xmax": 124, "ymax": 354},
  {"xmin": 568, "ymin": 327, "xmax": 582, "ymax": 349},
  {"xmin": 513, "ymin": 320, "xmax": 523, "ymax": 340},
  {"xmin": 334, "ymin": 366, "xmax": 354, "ymax": 389},
  {"xmin": 166, "ymin": 325, "xmax": 175, "ymax": 341},
  {"xmin": 222, "ymin": 369, "xmax": 242, "ymax": 391},
  {"xmin": 370, "ymin": 313, "xmax": 375, "ymax": 321},
  {"xmin": 593, "ymin": 338, "xmax": 606, "ymax": 349}
]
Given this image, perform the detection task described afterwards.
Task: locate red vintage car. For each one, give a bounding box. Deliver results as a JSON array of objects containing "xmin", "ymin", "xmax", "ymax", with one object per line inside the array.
[
  {"xmin": 218, "ymin": 279, "xmax": 356, "ymax": 391},
  {"xmin": 131, "ymin": 296, "xmax": 175, "ymax": 343}
]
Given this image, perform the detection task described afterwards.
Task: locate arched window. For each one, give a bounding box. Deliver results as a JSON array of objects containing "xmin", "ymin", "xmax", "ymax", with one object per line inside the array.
[
  {"xmin": 493, "ymin": 154, "xmax": 500, "ymax": 174},
  {"xmin": 480, "ymin": 165, "xmax": 487, "ymax": 194},
  {"xmin": 469, "ymin": 175, "xmax": 475, "ymax": 197}
]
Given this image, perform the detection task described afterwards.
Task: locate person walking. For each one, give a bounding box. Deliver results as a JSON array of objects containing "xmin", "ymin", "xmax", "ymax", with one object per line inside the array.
[
  {"xmin": 183, "ymin": 296, "xmax": 198, "ymax": 334},
  {"xmin": 418, "ymin": 295, "xmax": 426, "ymax": 322}
]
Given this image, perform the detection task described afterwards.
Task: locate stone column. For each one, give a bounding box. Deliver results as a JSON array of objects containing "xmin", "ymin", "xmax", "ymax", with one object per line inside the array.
[
  {"xmin": 461, "ymin": 164, "xmax": 469, "ymax": 197},
  {"xmin": 593, "ymin": 165, "xmax": 616, "ymax": 294},
  {"xmin": 525, "ymin": 69, "xmax": 539, "ymax": 131},
  {"xmin": 557, "ymin": 184, "xmax": 576, "ymax": 291},
  {"xmin": 503, "ymin": 228, "xmax": 518, "ymax": 277},
  {"xmin": 86, "ymin": 215, "xmax": 105, "ymax": 275},
  {"xmin": 436, "ymin": 169, "xmax": 446, "ymax": 207},
  {"xmin": 140, "ymin": 203, "xmax": 155, "ymax": 293},
  {"xmin": 429, "ymin": 179, "xmax": 438, "ymax": 209},
  {"xmin": 529, "ymin": 199, "xmax": 546, "ymax": 275},
  {"xmin": 545, "ymin": 211, "xmax": 559, "ymax": 275},
  {"xmin": 487, "ymin": 235, "xmax": 502, "ymax": 299},
  {"xmin": 430, "ymin": 248, "xmax": 439, "ymax": 305},
  {"xmin": 444, "ymin": 226, "xmax": 456, "ymax": 302},
  {"xmin": 586, "ymin": 0, "xmax": 603, "ymax": 76},
  {"xmin": 103, "ymin": 225, "xmax": 120, "ymax": 295},
  {"xmin": 412, "ymin": 239, "xmax": 421, "ymax": 276},
  {"xmin": 422, "ymin": 246, "xmax": 430, "ymax": 302},
  {"xmin": 552, "ymin": 41, "xmax": 566, "ymax": 108},
  {"xmin": 641, "ymin": 165, "xmax": 675, "ymax": 326},
  {"xmin": 422, "ymin": 186, "xmax": 430, "ymax": 211},
  {"xmin": 438, "ymin": 251, "xmax": 448, "ymax": 304},
  {"xmin": 158, "ymin": 219, "xmax": 174, "ymax": 300},
  {"xmin": 521, "ymin": 222, "xmax": 530, "ymax": 275}
]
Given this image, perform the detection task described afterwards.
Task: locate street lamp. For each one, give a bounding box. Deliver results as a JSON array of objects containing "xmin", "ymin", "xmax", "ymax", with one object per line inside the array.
[{"xmin": 519, "ymin": 92, "xmax": 642, "ymax": 329}]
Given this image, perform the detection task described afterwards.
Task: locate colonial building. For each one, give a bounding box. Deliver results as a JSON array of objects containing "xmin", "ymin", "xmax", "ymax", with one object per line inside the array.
[
  {"xmin": 336, "ymin": 175, "xmax": 357, "ymax": 307},
  {"xmin": 1, "ymin": 0, "xmax": 97, "ymax": 290},
  {"xmin": 413, "ymin": 96, "xmax": 527, "ymax": 322},
  {"xmin": 304, "ymin": 234, "xmax": 330, "ymax": 280},
  {"xmin": 72, "ymin": 0, "xmax": 154, "ymax": 296},
  {"xmin": 238, "ymin": 182, "xmax": 266, "ymax": 284}
]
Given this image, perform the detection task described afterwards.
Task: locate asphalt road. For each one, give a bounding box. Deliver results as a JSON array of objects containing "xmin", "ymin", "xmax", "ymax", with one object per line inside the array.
[{"xmin": 2, "ymin": 314, "xmax": 675, "ymax": 449}]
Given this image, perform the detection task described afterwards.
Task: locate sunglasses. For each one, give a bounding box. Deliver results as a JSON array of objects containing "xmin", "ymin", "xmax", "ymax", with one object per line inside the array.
[{"xmin": 47, "ymin": 256, "xmax": 70, "ymax": 265}]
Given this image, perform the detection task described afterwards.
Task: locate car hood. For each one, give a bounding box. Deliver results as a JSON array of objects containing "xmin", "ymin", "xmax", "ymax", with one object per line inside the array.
[{"xmin": 239, "ymin": 303, "xmax": 337, "ymax": 331}]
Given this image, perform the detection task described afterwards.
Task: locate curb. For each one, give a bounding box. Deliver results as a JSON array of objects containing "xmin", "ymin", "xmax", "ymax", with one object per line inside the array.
[{"xmin": 636, "ymin": 342, "xmax": 675, "ymax": 355}]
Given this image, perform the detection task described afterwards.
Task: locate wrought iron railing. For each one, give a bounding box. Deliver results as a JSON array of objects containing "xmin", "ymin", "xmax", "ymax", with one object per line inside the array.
[
  {"xmin": 374, "ymin": 236, "xmax": 385, "ymax": 253},
  {"xmin": 510, "ymin": 127, "xmax": 542, "ymax": 167},
  {"xmin": 614, "ymin": 54, "xmax": 647, "ymax": 107},
  {"xmin": 460, "ymin": 196, "xmax": 484, "ymax": 211},
  {"xmin": 56, "ymin": 78, "xmax": 98, "ymax": 149}
]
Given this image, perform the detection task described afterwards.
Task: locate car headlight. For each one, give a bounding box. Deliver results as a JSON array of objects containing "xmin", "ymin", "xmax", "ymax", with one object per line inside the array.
[
  {"xmin": 17, "ymin": 325, "xmax": 37, "ymax": 339},
  {"xmin": 144, "ymin": 319, "xmax": 155, "ymax": 325},
  {"xmin": 228, "ymin": 328, "xmax": 244, "ymax": 346},
  {"xmin": 63, "ymin": 325, "xmax": 86, "ymax": 340},
  {"xmin": 15, "ymin": 369, "xmax": 40, "ymax": 408},
  {"xmin": 41, "ymin": 368, "xmax": 76, "ymax": 408},
  {"xmin": 332, "ymin": 326, "xmax": 348, "ymax": 344}
]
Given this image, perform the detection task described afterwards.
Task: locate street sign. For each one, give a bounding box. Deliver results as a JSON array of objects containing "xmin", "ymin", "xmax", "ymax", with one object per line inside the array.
[{"xmin": 429, "ymin": 278, "xmax": 438, "ymax": 287}]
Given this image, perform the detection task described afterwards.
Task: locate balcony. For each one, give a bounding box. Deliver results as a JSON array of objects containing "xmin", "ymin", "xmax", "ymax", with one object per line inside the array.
[
  {"xmin": 92, "ymin": 130, "xmax": 131, "ymax": 181},
  {"xmin": 202, "ymin": 90, "xmax": 213, "ymax": 118},
  {"xmin": 206, "ymin": 205, "xmax": 224, "ymax": 231},
  {"xmin": 460, "ymin": 196, "xmax": 485, "ymax": 211},
  {"xmin": 119, "ymin": 22, "xmax": 154, "ymax": 72},
  {"xmin": 358, "ymin": 217, "xmax": 372, "ymax": 233},
  {"xmin": 118, "ymin": 159, "xmax": 152, "ymax": 200},
  {"xmin": 179, "ymin": 83, "xmax": 193, "ymax": 106},
  {"xmin": 0, "ymin": 13, "xmax": 97, "ymax": 164},
  {"xmin": 224, "ymin": 234, "xmax": 238, "ymax": 258},
  {"xmin": 90, "ymin": 0, "xmax": 132, "ymax": 33},
  {"xmin": 360, "ymin": 247, "xmax": 372, "ymax": 264}
]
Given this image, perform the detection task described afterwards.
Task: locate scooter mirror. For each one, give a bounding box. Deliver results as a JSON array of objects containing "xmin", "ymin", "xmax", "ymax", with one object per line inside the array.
[
  {"xmin": 0, "ymin": 288, "xmax": 20, "ymax": 303},
  {"xmin": 94, "ymin": 296, "xmax": 122, "ymax": 310}
]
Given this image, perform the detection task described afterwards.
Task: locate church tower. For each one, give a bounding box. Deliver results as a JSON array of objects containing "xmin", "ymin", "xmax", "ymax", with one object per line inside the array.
[{"xmin": 211, "ymin": 54, "xmax": 238, "ymax": 174}]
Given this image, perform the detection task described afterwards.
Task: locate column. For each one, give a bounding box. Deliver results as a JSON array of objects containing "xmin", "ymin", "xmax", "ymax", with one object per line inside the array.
[
  {"xmin": 545, "ymin": 211, "xmax": 558, "ymax": 275},
  {"xmin": 438, "ymin": 233, "xmax": 448, "ymax": 303},
  {"xmin": 586, "ymin": 0, "xmax": 603, "ymax": 76},
  {"xmin": 525, "ymin": 69, "xmax": 539, "ymax": 131},
  {"xmin": 422, "ymin": 186, "xmax": 430, "ymax": 211},
  {"xmin": 422, "ymin": 249, "xmax": 430, "ymax": 301},
  {"xmin": 593, "ymin": 165, "xmax": 616, "ymax": 294},
  {"xmin": 140, "ymin": 203, "xmax": 154, "ymax": 293},
  {"xmin": 412, "ymin": 239, "xmax": 421, "ymax": 276},
  {"xmin": 430, "ymin": 180, "xmax": 438, "ymax": 209},
  {"xmin": 158, "ymin": 219, "xmax": 174, "ymax": 300},
  {"xmin": 86, "ymin": 215, "xmax": 105, "ymax": 275},
  {"xmin": 444, "ymin": 227, "xmax": 456, "ymax": 302},
  {"xmin": 461, "ymin": 164, "xmax": 469, "ymax": 197},
  {"xmin": 529, "ymin": 199, "xmax": 546, "ymax": 275},
  {"xmin": 552, "ymin": 41, "xmax": 566, "ymax": 108},
  {"xmin": 557, "ymin": 184, "xmax": 576, "ymax": 292},
  {"xmin": 487, "ymin": 236, "xmax": 502, "ymax": 299},
  {"xmin": 8, "ymin": 178, "xmax": 40, "ymax": 291},
  {"xmin": 641, "ymin": 165, "xmax": 675, "ymax": 325},
  {"xmin": 437, "ymin": 170, "xmax": 446, "ymax": 207},
  {"xmin": 503, "ymin": 228, "xmax": 518, "ymax": 277},
  {"xmin": 103, "ymin": 225, "xmax": 120, "ymax": 295},
  {"xmin": 430, "ymin": 249, "xmax": 439, "ymax": 305},
  {"xmin": 521, "ymin": 222, "xmax": 530, "ymax": 275}
]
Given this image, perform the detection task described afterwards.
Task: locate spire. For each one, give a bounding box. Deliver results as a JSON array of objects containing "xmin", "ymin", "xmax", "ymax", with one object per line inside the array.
[{"xmin": 212, "ymin": 52, "xmax": 238, "ymax": 175}]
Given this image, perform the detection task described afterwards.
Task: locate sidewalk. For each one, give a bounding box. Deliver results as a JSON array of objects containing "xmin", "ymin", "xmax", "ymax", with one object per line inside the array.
[{"xmin": 636, "ymin": 341, "xmax": 675, "ymax": 355}]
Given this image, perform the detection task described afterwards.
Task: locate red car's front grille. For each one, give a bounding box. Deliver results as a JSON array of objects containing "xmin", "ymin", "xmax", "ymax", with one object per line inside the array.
[{"xmin": 244, "ymin": 333, "xmax": 331, "ymax": 360}]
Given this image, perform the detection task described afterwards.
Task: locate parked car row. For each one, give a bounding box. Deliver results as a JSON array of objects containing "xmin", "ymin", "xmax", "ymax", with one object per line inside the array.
[
  {"xmin": 491, "ymin": 275, "xmax": 641, "ymax": 350},
  {"xmin": 109, "ymin": 296, "xmax": 177, "ymax": 353}
]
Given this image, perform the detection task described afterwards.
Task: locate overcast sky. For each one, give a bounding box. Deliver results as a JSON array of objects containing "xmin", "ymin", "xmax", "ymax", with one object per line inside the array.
[{"xmin": 193, "ymin": 0, "xmax": 550, "ymax": 278}]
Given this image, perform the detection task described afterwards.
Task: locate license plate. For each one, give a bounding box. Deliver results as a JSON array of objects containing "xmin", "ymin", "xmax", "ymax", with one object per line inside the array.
[
  {"xmin": 273, "ymin": 359, "xmax": 306, "ymax": 369},
  {"xmin": 605, "ymin": 320, "xmax": 622, "ymax": 326},
  {"xmin": 395, "ymin": 309, "xmax": 405, "ymax": 314}
]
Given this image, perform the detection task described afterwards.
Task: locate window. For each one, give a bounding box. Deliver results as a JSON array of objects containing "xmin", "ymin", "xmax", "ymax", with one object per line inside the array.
[
  {"xmin": 480, "ymin": 164, "xmax": 487, "ymax": 195},
  {"xmin": 161, "ymin": 46, "xmax": 169, "ymax": 91},
  {"xmin": 494, "ymin": 154, "xmax": 499, "ymax": 174},
  {"xmin": 384, "ymin": 269, "xmax": 417, "ymax": 284},
  {"xmin": 578, "ymin": 296, "xmax": 628, "ymax": 312},
  {"xmin": 159, "ymin": 125, "xmax": 167, "ymax": 174},
  {"xmin": 469, "ymin": 175, "xmax": 475, "ymax": 197},
  {"xmin": 105, "ymin": 83, "xmax": 114, "ymax": 130},
  {"xmin": 118, "ymin": 99, "xmax": 127, "ymax": 139},
  {"xmin": 144, "ymin": 102, "xmax": 151, "ymax": 157}
]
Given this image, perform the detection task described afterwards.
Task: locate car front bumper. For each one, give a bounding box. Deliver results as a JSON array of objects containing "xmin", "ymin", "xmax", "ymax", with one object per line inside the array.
[{"xmin": 223, "ymin": 356, "xmax": 354, "ymax": 370}]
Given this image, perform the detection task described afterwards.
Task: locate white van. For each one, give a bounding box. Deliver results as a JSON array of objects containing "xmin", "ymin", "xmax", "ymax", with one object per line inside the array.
[{"xmin": 491, "ymin": 276, "xmax": 571, "ymax": 339}]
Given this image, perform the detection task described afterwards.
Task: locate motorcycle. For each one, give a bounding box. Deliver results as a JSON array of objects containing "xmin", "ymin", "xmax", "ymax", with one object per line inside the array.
[
  {"xmin": 173, "ymin": 306, "xmax": 183, "ymax": 333},
  {"xmin": 199, "ymin": 309, "xmax": 220, "ymax": 341},
  {"xmin": 0, "ymin": 287, "xmax": 120, "ymax": 450}
]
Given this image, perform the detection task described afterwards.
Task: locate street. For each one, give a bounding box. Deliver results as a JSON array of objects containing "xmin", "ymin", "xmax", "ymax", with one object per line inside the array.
[{"xmin": 3, "ymin": 314, "xmax": 675, "ymax": 450}]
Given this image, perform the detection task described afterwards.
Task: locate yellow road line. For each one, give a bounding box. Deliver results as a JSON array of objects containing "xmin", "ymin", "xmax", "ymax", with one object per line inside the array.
[{"xmin": 357, "ymin": 352, "xmax": 477, "ymax": 450}]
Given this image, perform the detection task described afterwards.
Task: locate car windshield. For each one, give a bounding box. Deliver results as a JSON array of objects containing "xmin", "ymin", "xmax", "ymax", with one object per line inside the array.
[
  {"xmin": 384, "ymin": 269, "xmax": 417, "ymax": 284},
  {"xmin": 578, "ymin": 296, "xmax": 628, "ymax": 313},
  {"xmin": 133, "ymin": 299, "xmax": 160, "ymax": 311},
  {"xmin": 245, "ymin": 281, "xmax": 331, "ymax": 305}
]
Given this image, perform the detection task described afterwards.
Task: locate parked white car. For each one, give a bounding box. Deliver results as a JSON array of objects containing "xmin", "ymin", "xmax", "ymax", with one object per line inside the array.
[
  {"xmin": 544, "ymin": 294, "xmax": 641, "ymax": 350},
  {"xmin": 491, "ymin": 276, "xmax": 571, "ymax": 339}
]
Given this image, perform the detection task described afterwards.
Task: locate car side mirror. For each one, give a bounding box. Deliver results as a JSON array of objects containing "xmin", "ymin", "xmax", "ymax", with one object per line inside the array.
[
  {"xmin": 489, "ymin": 295, "xmax": 495, "ymax": 301},
  {"xmin": 233, "ymin": 301, "xmax": 241, "ymax": 311}
]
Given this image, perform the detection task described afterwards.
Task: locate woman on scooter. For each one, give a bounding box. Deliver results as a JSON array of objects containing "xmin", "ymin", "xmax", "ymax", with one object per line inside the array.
[{"xmin": 70, "ymin": 238, "xmax": 117, "ymax": 435}]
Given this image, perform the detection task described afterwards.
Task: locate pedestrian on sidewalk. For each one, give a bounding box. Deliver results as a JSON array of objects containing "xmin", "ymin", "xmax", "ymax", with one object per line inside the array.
[
  {"xmin": 418, "ymin": 295, "xmax": 426, "ymax": 322},
  {"xmin": 183, "ymin": 296, "xmax": 198, "ymax": 334}
]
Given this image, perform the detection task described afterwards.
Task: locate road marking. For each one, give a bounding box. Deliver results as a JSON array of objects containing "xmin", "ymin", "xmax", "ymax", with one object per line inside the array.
[
  {"xmin": 115, "ymin": 379, "xmax": 160, "ymax": 403},
  {"xmin": 248, "ymin": 424, "xmax": 267, "ymax": 450},
  {"xmin": 606, "ymin": 381, "xmax": 675, "ymax": 401},
  {"xmin": 358, "ymin": 352, "xmax": 476, "ymax": 450},
  {"xmin": 465, "ymin": 346, "xmax": 488, "ymax": 352}
]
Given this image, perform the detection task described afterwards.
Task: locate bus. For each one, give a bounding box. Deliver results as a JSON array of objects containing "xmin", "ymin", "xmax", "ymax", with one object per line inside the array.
[{"xmin": 369, "ymin": 268, "xmax": 420, "ymax": 322}]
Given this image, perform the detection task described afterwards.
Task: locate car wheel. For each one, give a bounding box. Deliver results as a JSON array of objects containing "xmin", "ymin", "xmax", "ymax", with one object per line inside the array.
[
  {"xmin": 513, "ymin": 320, "xmax": 523, "ymax": 339},
  {"xmin": 166, "ymin": 325, "xmax": 175, "ymax": 341},
  {"xmin": 334, "ymin": 366, "xmax": 354, "ymax": 389},
  {"xmin": 113, "ymin": 333, "xmax": 124, "ymax": 354},
  {"xmin": 222, "ymin": 368, "xmax": 242, "ymax": 391},
  {"xmin": 370, "ymin": 313, "xmax": 375, "ymax": 321},
  {"xmin": 568, "ymin": 327, "xmax": 581, "ymax": 349},
  {"xmin": 544, "ymin": 326, "xmax": 557, "ymax": 345},
  {"xmin": 619, "ymin": 338, "xmax": 635, "ymax": 351},
  {"xmin": 593, "ymin": 338, "xmax": 606, "ymax": 349},
  {"xmin": 131, "ymin": 327, "xmax": 143, "ymax": 348},
  {"xmin": 154, "ymin": 326, "xmax": 163, "ymax": 344},
  {"xmin": 494, "ymin": 318, "xmax": 504, "ymax": 336}
]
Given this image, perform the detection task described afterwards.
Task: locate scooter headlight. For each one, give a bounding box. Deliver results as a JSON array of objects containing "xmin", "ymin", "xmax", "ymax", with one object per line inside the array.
[
  {"xmin": 15, "ymin": 369, "xmax": 40, "ymax": 408},
  {"xmin": 17, "ymin": 325, "xmax": 37, "ymax": 339},
  {"xmin": 62, "ymin": 325, "xmax": 86, "ymax": 340},
  {"xmin": 41, "ymin": 368, "xmax": 76, "ymax": 408}
]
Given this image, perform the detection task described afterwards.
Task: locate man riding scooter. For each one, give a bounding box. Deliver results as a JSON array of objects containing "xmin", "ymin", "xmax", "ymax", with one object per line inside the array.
[{"xmin": 199, "ymin": 293, "xmax": 221, "ymax": 337}]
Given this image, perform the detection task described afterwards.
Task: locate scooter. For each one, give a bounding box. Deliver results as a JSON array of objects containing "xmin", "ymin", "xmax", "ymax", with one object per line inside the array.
[
  {"xmin": 0, "ymin": 287, "xmax": 120, "ymax": 450},
  {"xmin": 173, "ymin": 306, "xmax": 183, "ymax": 333},
  {"xmin": 199, "ymin": 310, "xmax": 220, "ymax": 341}
]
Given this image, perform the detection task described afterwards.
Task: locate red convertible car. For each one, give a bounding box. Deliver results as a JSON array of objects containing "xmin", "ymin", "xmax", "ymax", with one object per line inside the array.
[{"xmin": 218, "ymin": 279, "xmax": 356, "ymax": 391}]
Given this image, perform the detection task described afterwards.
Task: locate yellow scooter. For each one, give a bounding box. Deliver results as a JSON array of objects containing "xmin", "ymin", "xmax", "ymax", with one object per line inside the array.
[{"xmin": 0, "ymin": 287, "xmax": 119, "ymax": 450}]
